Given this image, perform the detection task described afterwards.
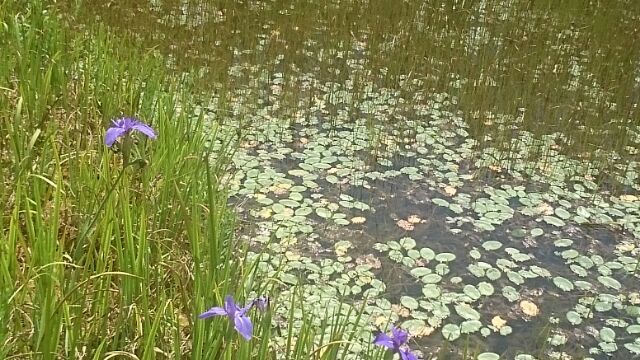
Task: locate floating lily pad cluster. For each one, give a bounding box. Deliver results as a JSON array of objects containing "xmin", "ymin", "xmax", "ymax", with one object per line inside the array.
[{"xmin": 189, "ymin": 14, "xmax": 640, "ymax": 359}]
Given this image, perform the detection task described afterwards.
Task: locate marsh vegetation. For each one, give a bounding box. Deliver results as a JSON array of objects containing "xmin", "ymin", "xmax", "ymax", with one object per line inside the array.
[{"xmin": 2, "ymin": 0, "xmax": 639, "ymax": 359}]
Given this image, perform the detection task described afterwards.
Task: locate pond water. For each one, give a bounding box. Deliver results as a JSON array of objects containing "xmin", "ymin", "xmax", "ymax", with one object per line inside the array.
[{"xmin": 67, "ymin": 1, "xmax": 640, "ymax": 358}]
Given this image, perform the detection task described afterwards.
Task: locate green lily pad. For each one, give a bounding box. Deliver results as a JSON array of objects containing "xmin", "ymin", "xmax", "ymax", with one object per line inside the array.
[
  {"xmin": 553, "ymin": 276, "xmax": 574, "ymax": 291},
  {"xmin": 422, "ymin": 274, "xmax": 442, "ymax": 284},
  {"xmin": 455, "ymin": 304, "xmax": 481, "ymax": 320},
  {"xmin": 507, "ymin": 271, "xmax": 524, "ymax": 285},
  {"xmin": 477, "ymin": 353, "xmax": 500, "ymax": 360},
  {"xmin": 555, "ymin": 207, "xmax": 572, "ymax": 220},
  {"xmin": 599, "ymin": 327, "xmax": 616, "ymax": 342},
  {"xmin": 554, "ymin": 238, "xmax": 573, "ymax": 247},
  {"xmin": 410, "ymin": 267, "xmax": 432, "ymax": 277},
  {"xmin": 627, "ymin": 325, "xmax": 640, "ymax": 334},
  {"xmin": 514, "ymin": 355, "xmax": 535, "ymax": 360},
  {"xmin": 420, "ymin": 248, "xmax": 436, "ymax": 261},
  {"xmin": 460, "ymin": 320, "xmax": 482, "ymax": 334},
  {"xmin": 432, "ymin": 198, "xmax": 450, "ymax": 207},
  {"xmin": 422, "ymin": 284, "xmax": 441, "ymax": 298},
  {"xmin": 502, "ymin": 286, "xmax": 520, "ymax": 302},
  {"xmin": 482, "ymin": 240, "xmax": 503, "ymax": 251},
  {"xmin": 599, "ymin": 341, "xmax": 617, "ymax": 353},
  {"xmin": 435, "ymin": 252, "xmax": 456, "ymax": 262},
  {"xmin": 486, "ymin": 268, "xmax": 502, "ymax": 281},
  {"xmin": 463, "ymin": 285, "xmax": 481, "ymax": 300},
  {"xmin": 315, "ymin": 207, "xmax": 332, "ymax": 218},
  {"xmin": 566, "ymin": 311, "xmax": 582, "ymax": 325},
  {"xmin": 543, "ymin": 215, "xmax": 566, "ymax": 227},
  {"xmin": 400, "ymin": 296, "xmax": 419, "ymax": 310},
  {"xmin": 478, "ymin": 282, "xmax": 495, "ymax": 296},
  {"xmin": 442, "ymin": 323, "xmax": 461, "ymax": 341},
  {"xmin": 530, "ymin": 228, "xmax": 544, "ymax": 237},
  {"xmin": 499, "ymin": 325, "xmax": 513, "ymax": 336},
  {"xmin": 399, "ymin": 237, "xmax": 417, "ymax": 250},
  {"xmin": 625, "ymin": 342, "xmax": 640, "ymax": 354},
  {"xmin": 597, "ymin": 276, "xmax": 621, "ymax": 290}
]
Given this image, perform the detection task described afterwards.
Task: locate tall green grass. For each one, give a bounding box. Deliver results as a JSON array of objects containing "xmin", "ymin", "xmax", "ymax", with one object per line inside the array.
[{"xmin": 0, "ymin": 2, "xmax": 386, "ymax": 359}]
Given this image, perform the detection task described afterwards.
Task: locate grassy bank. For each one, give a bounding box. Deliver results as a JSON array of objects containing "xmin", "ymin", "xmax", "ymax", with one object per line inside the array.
[{"xmin": 0, "ymin": 2, "xmax": 383, "ymax": 359}]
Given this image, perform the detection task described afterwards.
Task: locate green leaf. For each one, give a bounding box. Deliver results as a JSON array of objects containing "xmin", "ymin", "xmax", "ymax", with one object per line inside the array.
[
  {"xmin": 442, "ymin": 324, "xmax": 460, "ymax": 341},
  {"xmin": 410, "ymin": 267, "xmax": 431, "ymax": 278},
  {"xmin": 315, "ymin": 207, "xmax": 332, "ymax": 218},
  {"xmin": 422, "ymin": 284, "xmax": 441, "ymax": 299},
  {"xmin": 543, "ymin": 215, "xmax": 566, "ymax": 227},
  {"xmin": 530, "ymin": 228, "xmax": 544, "ymax": 237},
  {"xmin": 399, "ymin": 237, "xmax": 417, "ymax": 250},
  {"xmin": 463, "ymin": 285, "xmax": 481, "ymax": 300},
  {"xmin": 625, "ymin": 343, "xmax": 640, "ymax": 354},
  {"xmin": 477, "ymin": 353, "xmax": 500, "ymax": 360},
  {"xmin": 499, "ymin": 325, "xmax": 513, "ymax": 336},
  {"xmin": 627, "ymin": 325, "xmax": 640, "ymax": 334},
  {"xmin": 460, "ymin": 320, "xmax": 482, "ymax": 334},
  {"xmin": 507, "ymin": 271, "xmax": 524, "ymax": 285},
  {"xmin": 486, "ymin": 268, "xmax": 502, "ymax": 281},
  {"xmin": 455, "ymin": 304, "xmax": 480, "ymax": 320},
  {"xmin": 553, "ymin": 238, "xmax": 573, "ymax": 247},
  {"xmin": 422, "ymin": 274, "xmax": 442, "ymax": 284},
  {"xmin": 566, "ymin": 311, "xmax": 582, "ymax": 325},
  {"xmin": 400, "ymin": 296, "xmax": 419, "ymax": 310},
  {"xmin": 600, "ymin": 327, "xmax": 616, "ymax": 342},
  {"xmin": 502, "ymin": 286, "xmax": 520, "ymax": 302},
  {"xmin": 420, "ymin": 247, "xmax": 436, "ymax": 260},
  {"xmin": 435, "ymin": 252, "xmax": 456, "ymax": 262},
  {"xmin": 432, "ymin": 198, "xmax": 450, "ymax": 207},
  {"xmin": 478, "ymin": 282, "xmax": 495, "ymax": 296},
  {"xmin": 482, "ymin": 240, "xmax": 503, "ymax": 251},
  {"xmin": 553, "ymin": 276, "xmax": 574, "ymax": 291},
  {"xmin": 598, "ymin": 276, "xmax": 621, "ymax": 290},
  {"xmin": 554, "ymin": 207, "xmax": 572, "ymax": 220}
]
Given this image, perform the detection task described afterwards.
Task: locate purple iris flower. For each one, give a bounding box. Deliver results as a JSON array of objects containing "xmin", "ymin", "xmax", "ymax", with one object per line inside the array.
[
  {"xmin": 374, "ymin": 326, "xmax": 418, "ymax": 360},
  {"xmin": 249, "ymin": 296, "xmax": 269, "ymax": 312},
  {"xmin": 199, "ymin": 295, "xmax": 268, "ymax": 340},
  {"xmin": 105, "ymin": 117, "xmax": 156, "ymax": 147}
]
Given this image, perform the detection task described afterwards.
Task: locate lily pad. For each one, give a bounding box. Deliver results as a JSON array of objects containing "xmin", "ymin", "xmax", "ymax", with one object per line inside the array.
[
  {"xmin": 597, "ymin": 276, "xmax": 621, "ymax": 290},
  {"xmin": 553, "ymin": 276, "xmax": 574, "ymax": 291},
  {"xmin": 455, "ymin": 304, "xmax": 481, "ymax": 320},
  {"xmin": 482, "ymin": 240, "xmax": 503, "ymax": 251},
  {"xmin": 543, "ymin": 215, "xmax": 566, "ymax": 227},
  {"xmin": 477, "ymin": 353, "xmax": 500, "ymax": 360},
  {"xmin": 442, "ymin": 323, "xmax": 461, "ymax": 341}
]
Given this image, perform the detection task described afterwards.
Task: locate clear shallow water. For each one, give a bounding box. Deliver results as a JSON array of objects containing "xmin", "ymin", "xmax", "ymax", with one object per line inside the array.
[{"xmin": 65, "ymin": 1, "xmax": 640, "ymax": 358}]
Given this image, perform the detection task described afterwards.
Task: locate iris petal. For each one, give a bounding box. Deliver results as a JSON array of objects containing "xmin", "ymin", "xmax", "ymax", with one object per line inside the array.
[
  {"xmin": 399, "ymin": 348, "xmax": 418, "ymax": 360},
  {"xmin": 131, "ymin": 122, "xmax": 157, "ymax": 139},
  {"xmin": 373, "ymin": 332, "xmax": 395, "ymax": 349},
  {"xmin": 234, "ymin": 315, "xmax": 253, "ymax": 340},
  {"xmin": 198, "ymin": 306, "xmax": 226, "ymax": 319},
  {"xmin": 391, "ymin": 326, "xmax": 409, "ymax": 346},
  {"xmin": 105, "ymin": 127, "xmax": 127, "ymax": 146},
  {"xmin": 223, "ymin": 295, "xmax": 237, "ymax": 318}
]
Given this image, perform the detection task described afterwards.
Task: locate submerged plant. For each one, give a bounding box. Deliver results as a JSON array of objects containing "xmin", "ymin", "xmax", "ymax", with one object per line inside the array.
[
  {"xmin": 199, "ymin": 295, "xmax": 268, "ymax": 340},
  {"xmin": 374, "ymin": 326, "xmax": 419, "ymax": 360}
]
